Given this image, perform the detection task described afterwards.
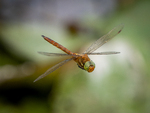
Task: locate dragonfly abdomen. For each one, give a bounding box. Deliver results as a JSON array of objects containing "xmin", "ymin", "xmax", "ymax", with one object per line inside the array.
[{"xmin": 42, "ymin": 35, "xmax": 73, "ymax": 55}]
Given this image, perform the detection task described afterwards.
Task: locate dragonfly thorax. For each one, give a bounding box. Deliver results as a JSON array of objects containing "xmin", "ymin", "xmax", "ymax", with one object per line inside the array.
[{"xmin": 73, "ymin": 53, "xmax": 95, "ymax": 72}]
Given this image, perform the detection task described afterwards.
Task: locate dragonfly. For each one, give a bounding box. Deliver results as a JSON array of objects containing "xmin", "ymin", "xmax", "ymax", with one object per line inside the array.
[{"xmin": 34, "ymin": 24, "xmax": 124, "ymax": 82}]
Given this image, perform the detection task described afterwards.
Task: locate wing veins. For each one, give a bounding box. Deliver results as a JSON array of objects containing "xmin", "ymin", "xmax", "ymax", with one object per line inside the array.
[
  {"xmin": 85, "ymin": 51, "xmax": 120, "ymax": 55},
  {"xmin": 84, "ymin": 24, "xmax": 124, "ymax": 53},
  {"xmin": 34, "ymin": 58, "xmax": 73, "ymax": 82},
  {"xmin": 38, "ymin": 52, "xmax": 79, "ymax": 57}
]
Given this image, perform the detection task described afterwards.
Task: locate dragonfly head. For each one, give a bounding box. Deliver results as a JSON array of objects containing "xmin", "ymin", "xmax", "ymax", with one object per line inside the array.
[{"xmin": 84, "ymin": 60, "xmax": 95, "ymax": 72}]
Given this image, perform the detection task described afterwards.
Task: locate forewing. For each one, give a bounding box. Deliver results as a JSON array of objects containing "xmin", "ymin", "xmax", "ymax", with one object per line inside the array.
[
  {"xmin": 84, "ymin": 24, "xmax": 124, "ymax": 53},
  {"xmin": 86, "ymin": 51, "xmax": 120, "ymax": 55},
  {"xmin": 38, "ymin": 52, "xmax": 79, "ymax": 57},
  {"xmin": 34, "ymin": 58, "xmax": 73, "ymax": 82}
]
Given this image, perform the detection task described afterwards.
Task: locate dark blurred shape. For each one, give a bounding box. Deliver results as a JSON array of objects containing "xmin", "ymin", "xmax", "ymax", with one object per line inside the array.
[
  {"xmin": 65, "ymin": 21, "xmax": 99, "ymax": 36},
  {"xmin": 0, "ymin": 86, "xmax": 47, "ymax": 105},
  {"xmin": 66, "ymin": 21, "xmax": 80, "ymax": 35}
]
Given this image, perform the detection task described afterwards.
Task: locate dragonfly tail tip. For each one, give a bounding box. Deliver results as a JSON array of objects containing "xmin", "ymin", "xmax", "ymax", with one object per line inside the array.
[{"xmin": 41, "ymin": 35, "xmax": 45, "ymax": 38}]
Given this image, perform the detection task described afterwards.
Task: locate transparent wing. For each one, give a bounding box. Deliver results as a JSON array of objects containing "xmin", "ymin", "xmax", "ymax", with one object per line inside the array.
[
  {"xmin": 84, "ymin": 23, "xmax": 124, "ymax": 53},
  {"xmin": 85, "ymin": 51, "xmax": 120, "ymax": 55},
  {"xmin": 34, "ymin": 58, "xmax": 73, "ymax": 82},
  {"xmin": 38, "ymin": 52, "xmax": 79, "ymax": 57}
]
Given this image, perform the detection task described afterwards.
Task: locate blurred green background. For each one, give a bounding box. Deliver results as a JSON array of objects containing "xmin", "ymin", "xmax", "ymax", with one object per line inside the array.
[{"xmin": 0, "ymin": 0, "xmax": 150, "ymax": 113}]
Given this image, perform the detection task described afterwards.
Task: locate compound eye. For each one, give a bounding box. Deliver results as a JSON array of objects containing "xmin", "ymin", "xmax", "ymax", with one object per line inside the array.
[{"xmin": 84, "ymin": 61, "xmax": 95, "ymax": 72}]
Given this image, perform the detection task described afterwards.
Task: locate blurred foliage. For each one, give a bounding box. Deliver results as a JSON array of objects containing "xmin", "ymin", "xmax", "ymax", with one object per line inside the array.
[{"xmin": 0, "ymin": 0, "xmax": 150, "ymax": 113}]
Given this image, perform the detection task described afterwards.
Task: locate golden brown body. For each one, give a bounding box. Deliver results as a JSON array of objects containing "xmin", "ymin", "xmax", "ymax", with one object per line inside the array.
[
  {"xmin": 43, "ymin": 35, "xmax": 95, "ymax": 72},
  {"xmin": 34, "ymin": 24, "xmax": 124, "ymax": 82}
]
